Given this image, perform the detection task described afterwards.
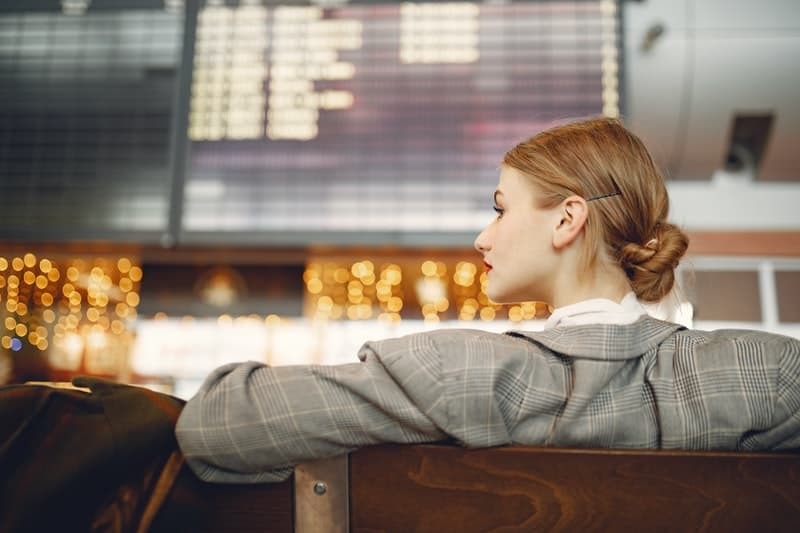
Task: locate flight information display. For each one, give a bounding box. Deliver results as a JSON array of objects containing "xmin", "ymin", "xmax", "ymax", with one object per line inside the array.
[{"xmin": 183, "ymin": 0, "xmax": 620, "ymax": 243}]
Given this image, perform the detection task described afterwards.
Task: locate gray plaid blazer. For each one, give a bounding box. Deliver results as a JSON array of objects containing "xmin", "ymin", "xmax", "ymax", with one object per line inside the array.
[{"xmin": 175, "ymin": 317, "xmax": 800, "ymax": 483}]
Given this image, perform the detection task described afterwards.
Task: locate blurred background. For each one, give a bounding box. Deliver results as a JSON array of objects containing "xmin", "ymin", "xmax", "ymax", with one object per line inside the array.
[{"xmin": 0, "ymin": 0, "xmax": 798, "ymax": 397}]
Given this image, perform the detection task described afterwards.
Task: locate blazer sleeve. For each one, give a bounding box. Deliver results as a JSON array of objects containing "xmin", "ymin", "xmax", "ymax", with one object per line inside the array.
[{"xmin": 175, "ymin": 341, "xmax": 448, "ymax": 484}]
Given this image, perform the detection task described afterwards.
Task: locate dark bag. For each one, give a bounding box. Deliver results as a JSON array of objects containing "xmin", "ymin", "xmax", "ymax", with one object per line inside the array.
[{"xmin": 0, "ymin": 377, "xmax": 184, "ymax": 533}]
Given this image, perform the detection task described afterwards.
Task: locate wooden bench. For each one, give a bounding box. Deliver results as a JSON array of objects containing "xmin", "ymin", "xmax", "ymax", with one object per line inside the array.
[{"xmin": 151, "ymin": 444, "xmax": 800, "ymax": 532}]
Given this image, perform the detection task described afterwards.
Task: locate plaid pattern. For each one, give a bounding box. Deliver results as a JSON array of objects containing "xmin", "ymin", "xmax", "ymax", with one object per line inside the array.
[{"xmin": 175, "ymin": 317, "xmax": 800, "ymax": 483}]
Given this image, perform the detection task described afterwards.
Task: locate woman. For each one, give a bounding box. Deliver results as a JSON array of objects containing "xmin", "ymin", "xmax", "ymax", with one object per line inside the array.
[{"xmin": 176, "ymin": 117, "xmax": 800, "ymax": 484}]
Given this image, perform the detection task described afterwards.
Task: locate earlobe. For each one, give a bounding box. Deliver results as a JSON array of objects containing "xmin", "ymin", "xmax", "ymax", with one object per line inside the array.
[{"xmin": 552, "ymin": 196, "xmax": 588, "ymax": 249}]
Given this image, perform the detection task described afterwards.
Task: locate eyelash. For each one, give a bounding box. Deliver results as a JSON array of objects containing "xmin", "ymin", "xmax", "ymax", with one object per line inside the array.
[{"xmin": 493, "ymin": 205, "xmax": 504, "ymax": 218}]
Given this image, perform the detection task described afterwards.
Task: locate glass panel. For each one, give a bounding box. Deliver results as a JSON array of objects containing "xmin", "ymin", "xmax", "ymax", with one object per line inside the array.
[
  {"xmin": 775, "ymin": 270, "xmax": 800, "ymax": 323},
  {"xmin": 685, "ymin": 270, "xmax": 761, "ymax": 322}
]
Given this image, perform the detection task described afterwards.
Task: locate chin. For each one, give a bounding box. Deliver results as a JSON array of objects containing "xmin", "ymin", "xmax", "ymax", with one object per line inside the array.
[
  {"xmin": 485, "ymin": 289, "xmax": 515, "ymax": 305},
  {"xmin": 487, "ymin": 286, "xmax": 539, "ymax": 306}
]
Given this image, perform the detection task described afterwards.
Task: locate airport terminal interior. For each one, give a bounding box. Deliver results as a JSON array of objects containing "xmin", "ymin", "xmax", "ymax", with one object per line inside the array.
[{"xmin": 0, "ymin": 0, "xmax": 798, "ymax": 397}]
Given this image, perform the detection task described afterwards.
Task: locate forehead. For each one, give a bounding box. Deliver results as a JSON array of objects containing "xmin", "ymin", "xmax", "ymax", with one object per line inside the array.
[{"xmin": 497, "ymin": 165, "xmax": 535, "ymax": 197}]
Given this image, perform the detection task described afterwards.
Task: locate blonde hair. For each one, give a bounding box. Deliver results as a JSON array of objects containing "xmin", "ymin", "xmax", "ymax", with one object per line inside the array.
[{"xmin": 503, "ymin": 117, "xmax": 688, "ymax": 302}]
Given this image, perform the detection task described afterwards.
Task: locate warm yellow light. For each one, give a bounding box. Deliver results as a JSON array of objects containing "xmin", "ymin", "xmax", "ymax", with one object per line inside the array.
[
  {"xmin": 43, "ymin": 309, "xmax": 56, "ymax": 323},
  {"xmin": 307, "ymin": 278, "xmax": 323, "ymax": 294},
  {"xmin": 4, "ymin": 317, "xmax": 15, "ymax": 330},
  {"xmin": 117, "ymin": 257, "xmax": 132, "ymax": 273},
  {"xmin": 16, "ymin": 302, "xmax": 27, "ymax": 316},
  {"xmin": 217, "ymin": 314, "xmax": 233, "ymax": 326},
  {"xmin": 1, "ymin": 336, "xmax": 10, "ymax": 349},
  {"xmin": 508, "ymin": 306, "xmax": 523, "ymax": 322},
  {"xmin": 67, "ymin": 267, "xmax": 80, "ymax": 282},
  {"xmin": 387, "ymin": 296, "xmax": 403, "ymax": 312},
  {"xmin": 479, "ymin": 307, "xmax": 496, "ymax": 321},
  {"xmin": 421, "ymin": 260, "xmax": 437, "ymax": 277},
  {"xmin": 356, "ymin": 303, "xmax": 372, "ymax": 319},
  {"xmin": 111, "ymin": 320, "xmax": 125, "ymax": 334},
  {"xmin": 129, "ymin": 266, "xmax": 143, "ymax": 282},
  {"xmin": 12, "ymin": 258, "xmax": 24, "ymax": 271},
  {"xmin": 382, "ymin": 265, "xmax": 402, "ymax": 286},
  {"xmin": 7, "ymin": 275, "xmax": 18, "ymax": 288},
  {"xmin": 96, "ymin": 294, "xmax": 109, "ymax": 307},
  {"xmin": 333, "ymin": 267, "xmax": 349, "ymax": 284},
  {"xmin": 36, "ymin": 326, "xmax": 47, "ymax": 337},
  {"xmin": 265, "ymin": 314, "xmax": 281, "ymax": 326},
  {"xmin": 23, "ymin": 253, "xmax": 36, "ymax": 268},
  {"xmin": 36, "ymin": 338, "xmax": 48, "ymax": 351},
  {"xmin": 125, "ymin": 292, "xmax": 140, "ymax": 307},
  {"xmin": 435, "ymin": 298, "xmax": 449, "ymax": 312},
  {"xmin": 376, "ymin": 284, "xmax": 391, "ymax": 302},
  {"xmin": 86, "ymin": 308, "xmax": 100, "ymax": 322},
  {"xmin": 458, "ymin": 309, "xmax": 475, "ymax": 321},
  {"xmin": 90, "ymin": 266, "xmax": 104, "ymax": 279},
  {"xmin": 15, "ymin": 323, "xmax": 27, "ymax": 336},
  {"xmin": 317, "ymin": 296, "xmax": 333, "ymax": 311},
  {"xmin": 119, "ymin": 278, "xmax": 133, "ymax": 292},
  {"xmin": 116, "ymin": 303, "xmax": 129, "ymax": 317},
  {"xmin": 62, "ymin": 283, "xmax": 75, "ymax": 297},
  {"xmin": 347, "ymin": 280, "xmax": 363, "ymax": 294},
  {"xmin": 39, "ymin": 259, "xmax": 52, "ymax": 273},
  {"xmin": 350, "ymin": 262, "xmax": 361, "ymax": 278},
  {"xmin": 0, "ymin": 258, "xmax": 7, "ymax": 271},
  {"xmin": 47, "ymin": 268, "xmax": 60, "ymax": 282},
  {"xmin": 36, "ymin": 275, "xmax": 48, "ymax": 289},
  {"xmin": 29, "ymin": 332, "xmax": 39, "ymax": 344},
  {"xmin": 69, "ymin": 293, "xmax": 82, "ymax": 306},
  {"xmin": 348, "ymin": 293, "xmax": 363, "ymax": 304},
  {"xmin": 5, "ymin": 301, "xmax": 16, "ymax": 313}
]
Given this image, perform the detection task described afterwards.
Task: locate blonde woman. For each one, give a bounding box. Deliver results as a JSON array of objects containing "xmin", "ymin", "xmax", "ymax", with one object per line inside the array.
[{"xmin": 176, "ymin": 118, "xmax": 800, "ymax": 483}]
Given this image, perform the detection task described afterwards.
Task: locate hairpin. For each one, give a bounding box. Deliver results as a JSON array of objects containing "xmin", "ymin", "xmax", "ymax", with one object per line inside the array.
[{"xmin": 586, "ymin": 191, "xmax": 622, "ymax": 202}]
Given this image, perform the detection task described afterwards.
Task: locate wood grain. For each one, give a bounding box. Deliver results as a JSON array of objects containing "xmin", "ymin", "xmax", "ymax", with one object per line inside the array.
[
  {"xmin": 349, "ymin": 445, "xmax": 800, "ymax": 533},
  {"xmin": 151, "ymin": 464, "xmax": 293, "ymax": 533}
]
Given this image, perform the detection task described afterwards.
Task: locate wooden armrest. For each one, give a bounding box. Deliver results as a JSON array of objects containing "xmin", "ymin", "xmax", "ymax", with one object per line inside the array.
[
  {"xmin": 154, "ymin": 444, "xmax": 800, "ymax": 532},
  {"xmin": 348, "ymin": 444, "xmax": 800, "ymax": 532}
]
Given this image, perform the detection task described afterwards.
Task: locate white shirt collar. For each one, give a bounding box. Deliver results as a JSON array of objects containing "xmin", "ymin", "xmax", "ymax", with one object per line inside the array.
[{"xmin": 544, "ymin": 292, "xmax": 646, "ymax": 330}]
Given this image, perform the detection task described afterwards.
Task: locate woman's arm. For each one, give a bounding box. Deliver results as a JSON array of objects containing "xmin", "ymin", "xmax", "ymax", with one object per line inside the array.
[{"xmin": 175, "ymin": 348, "xmax": 448, "ymax": 484}]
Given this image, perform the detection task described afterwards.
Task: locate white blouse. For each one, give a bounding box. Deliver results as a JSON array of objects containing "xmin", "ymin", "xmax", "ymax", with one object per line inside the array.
[{"xmin": 544, "ymin": 290, "xmax": 694, "ymax": 330}]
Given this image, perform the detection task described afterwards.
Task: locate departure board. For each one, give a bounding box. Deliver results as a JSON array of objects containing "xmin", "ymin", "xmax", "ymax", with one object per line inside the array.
[
  {"xmin": 0, "ymin": 0, "xmax": 184, "ymax": 241},
  {"xmin": 182, "ymin": 0, "xmax": 620, "ymax": 243}
]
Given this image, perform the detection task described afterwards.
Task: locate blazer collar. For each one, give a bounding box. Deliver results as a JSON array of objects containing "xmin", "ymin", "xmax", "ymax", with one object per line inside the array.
[{"xmin": 505, "ymin": 316, "xmax": 685, "ymax": 361}]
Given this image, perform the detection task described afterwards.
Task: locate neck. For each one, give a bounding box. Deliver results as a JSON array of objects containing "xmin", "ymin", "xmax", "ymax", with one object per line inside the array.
[{"xmin": 551, "ymin": 260, "xmax": 631, "ymax": 309}]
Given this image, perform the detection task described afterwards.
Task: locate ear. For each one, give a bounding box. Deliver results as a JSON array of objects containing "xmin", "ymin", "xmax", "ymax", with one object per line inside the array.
[{"xmin": 552, "ymin": 195, "xmax": 588, "ymax": 249}]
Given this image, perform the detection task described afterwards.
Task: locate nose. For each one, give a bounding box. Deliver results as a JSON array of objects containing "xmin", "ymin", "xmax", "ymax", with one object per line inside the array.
[{"xmin": 474, "ymin": 225, "xmax": 491, "ymax": 253}]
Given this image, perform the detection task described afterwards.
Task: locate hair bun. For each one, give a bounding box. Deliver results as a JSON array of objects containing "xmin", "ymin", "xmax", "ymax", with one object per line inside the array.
[{"xmin": 619, "ymin": 222, "xmax": 689, "ymax": 302}]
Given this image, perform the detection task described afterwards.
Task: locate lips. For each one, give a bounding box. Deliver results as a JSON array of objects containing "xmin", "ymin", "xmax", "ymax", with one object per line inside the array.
[{"xmin": 483, "ymin": 260, "xmax": 492, "ymax": 272}]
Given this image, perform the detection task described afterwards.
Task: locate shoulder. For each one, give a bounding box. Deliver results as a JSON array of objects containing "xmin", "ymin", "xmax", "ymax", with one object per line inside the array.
[
  {"xmin": 672, "ymin": 327, "xmax": 800, "ymax": 358},
  {"xmin": 358, "ymin": 329, "xmax": 568, "ymax": 386},
  {"xmin": 360, "ymin": 328, "xmax": 542, "ymax": 366}
]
